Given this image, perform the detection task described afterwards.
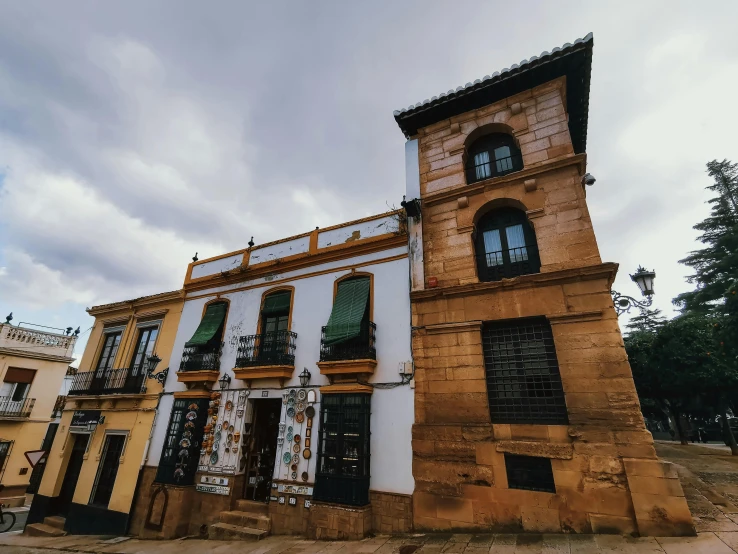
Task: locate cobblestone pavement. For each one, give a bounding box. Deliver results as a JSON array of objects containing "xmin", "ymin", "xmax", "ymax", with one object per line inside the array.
[{"xmin": 3, "ymin": 531, "xmax": 738, "ymax": 553}]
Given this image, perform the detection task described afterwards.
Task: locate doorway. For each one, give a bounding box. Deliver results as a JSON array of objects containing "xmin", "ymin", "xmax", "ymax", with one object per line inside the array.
[
  {"xmin": 56, "ymin": 434, "xmax": 89, "ymax": 516},
  {"xmin": 242, "ymin": 399, "xmax": 281, "ymax": 502}
]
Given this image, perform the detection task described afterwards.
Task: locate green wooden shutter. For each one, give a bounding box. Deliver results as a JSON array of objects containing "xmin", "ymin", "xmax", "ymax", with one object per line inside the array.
[
  {"xmin": 185, "ymin": 303, "xmax": 227, "ymax": 347},
  {"xmin": 262, "ymin": 291, "xmax": 291, "ymax": 315},
  {"xmin": 324, "ymin": 278, "xmax": 370, "ymax": 346}
]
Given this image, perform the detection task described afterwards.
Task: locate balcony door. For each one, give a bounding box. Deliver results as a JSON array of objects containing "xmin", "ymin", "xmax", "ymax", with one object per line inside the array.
[
  {"xmin": 126, "ymin": 326, "xmax": 159, "ymax": 392},
  {"xmin": 260, "ymin": 291, "xmax": 290, "ymax": 365},
  {"xmin": 92, "ymin": 331, "xmax": 122, "ymax": 391},
  {"xmin": 56, "ymin": 434, "xmax": 89, "ymax": 516}
]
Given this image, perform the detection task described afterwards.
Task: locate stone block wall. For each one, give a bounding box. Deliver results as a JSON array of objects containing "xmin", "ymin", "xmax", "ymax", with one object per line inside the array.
[
  {"xmin": 307, "ymin": 502, "xmax": 373, "ymax": 540},
  {"xmin": 408, "ymin": 76, "xmax": 694, "ymax": 536},
  {"xmin": 269, "ymin": 496, "xmax": 311, "ymax": 535},
  {"xmin": 370, "ymin": 490, "xmax": 413, "ymax": 534}
]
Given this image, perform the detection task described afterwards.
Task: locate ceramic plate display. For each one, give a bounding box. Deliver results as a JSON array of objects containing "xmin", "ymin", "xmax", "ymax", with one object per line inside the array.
[
  {"xmin": 303, "ymin": 448, "xmax": 311, "ymax": 459},
  {"xmin": 225, "ymin": 400, "xmax": 233, "ymax": 411},
  {"xmin": 305, "ymin": 405, "xmax": 315, "ymax": 418},
  {"xmin": 283, "ymin": 452, "xmax": 292, "ymax": 464},
  {"xmin": 287, "ymin": 426, "xmax": 293, "ymax": 433},
  {"xmin": 301, "ymin": 471, "xmax": 308, "ymax": 481},
  {"xmin": 297, "ymin": 389, "xmax": 307, "ymax": 401},
  {"xmin": 228, "ymin": 425, "xmax": 234, "ymax": 432},
  {"xmin": 286, "ymin": 431, "xmax": 293, "ymax": 442},
  {"xmin": 291, "ymin": 463, "xmax": 297, "ymax": 471},
  {"xmin": 179, "ymin": 448, "xmax": 189, "ymax": 458},
  {"xmin": 292, "ymin": 453, "xmax": 299, "ymax": 464},
  {"xmin": 174, "ymin": 467, "xmax": 185, "ymax": 479},
  {"xmin": 307, "ymin": 417, "xmax": 313, "ymax": 428},
  {"xmin": 294, "ymin": 434, "xmax": 301, "ymax": 443},
  {"xmin": 185, "ymin": 421, "xmax": 195, "ymax": 429},
  {"xmin": 222, "ymin": 420, "xmax": 229, "ymax": 429},
  {"xmin": 287, "ymin": 397, "xmax": 295, "ymax": 407},
  {"xmin": 234, "ymin": 432, "xmax": 241, "ymax": 443},
  {"xmin": 186, "ymin": 411, "xmax": 198, "ymax": 421},
  {"xmin": 286, "ymin": 407, "xmax": 295, "ymax": 418},
  {"xmin": 305, "ymin": 438, "xmax": 311, "ymax": 448},
  {"xmin": 189, "ymin": 402, "xmax": 199, "ymax": 410},
  {"xmin": 179, "ymin": 438, "xmax": 191, "ymax": 448},
  {"xmin": 213, "ymin": 441, "xmax": 220, "ymax": 452},
  {"xmin": 291, "ymin": 471, "xmax": 297, "ymax": 480},
  {"xmin": 296, "ymin": 401, "xmax": 306, "ymax": 413},
  {"xmin": 289, "ymin": 389, "xmax": 296, "ymax": 398},
  {"xmin": 282, "ymin": 396, "xmax": 288, "ymax": 405},
  {"xmin": 236, "ymin": 409, "xmax": 244, "ymax": 417},
  {"xmin": 182, "ymin": 430, "xmax": 192, "ymax": 439},
  {"xmin": 232, "ymin": 446, "xmax": 238, "ymax": 453},
  {"xmin": 293, "ymin": 444, "xmax": 300, "ymax": 453},
  {"xmin": 214, "ymin": 431, "xmax": 222, "ymax": 441},
  {"xmin": 210, "ymin": 451, "xmax": 219, "ymax": 465},
  {"xmin": 295, "ymin": 412, "xmax": 304, "ymax": 423}
]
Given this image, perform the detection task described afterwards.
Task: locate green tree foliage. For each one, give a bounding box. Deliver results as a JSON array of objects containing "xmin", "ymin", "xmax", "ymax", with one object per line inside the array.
[
  {"xmin": 625, "ymin": 308, "xmax": 666, "ymax": 334},
  {"xmin": 674, "ymin": 160, "xmax": 738, "ymax": 313}
]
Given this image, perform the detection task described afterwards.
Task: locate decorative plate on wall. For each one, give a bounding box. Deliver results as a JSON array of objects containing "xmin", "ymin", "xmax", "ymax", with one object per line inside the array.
[
  {"xmin": 291, "ymin": 471, "xmax": 297, "ymax": 480},
  {"xmin": 296, "ymin": 401, "xmax": 306, "ymax": 413},
  {"xmin": 189, "ymin": 403, "xmax": 200, "ymax": 410},
  {"xmin": 286, "ymin": 431, "xmax": 293, "ymax": 442},
  {"xmin": 287, "ymin": 397, "xmax": 295, "ymax": 408},
  {"xmin": 186, "ymin": 411, "xmax": 198, "ymax": 421},
  {"xmin": 179, "ymin": 438, "xmax": 191, "ymax": 448},
  {"xmin": 305, "ymin": 406, "xmax": 315, "ymax": 418},
  {"xmin": 293, "ymin": 444, "xmax": 300, "ymax": 453},
  {"xmin": 286, "ymin": 407, "xmax": 295, "ymax": 419},
  {"xmin": 303, "ymin": 448, "xmax": 311, "ymax": 459},
  {"xmin": 291, "ymin": 463, "xmax": 297, "ymax": 471},
  {"xmin": 294, "ymin": 434, "xmax": 301, "ymax": 444},
  {"xmin": 283, "ymin": 452, "xmax": 292, "ymax": 464},
  {"xmin": 287, "ymin": 426, "xmax": 293, "ymax": 433},
  {"xmin": 301, "ymin": 471, "xmax": 308, "ymax": 481},
  {"xmin": 297, "ymin": 389, "xmax": 307, "ymax": 401},
  {"xmin": 292, "ymin": 453, "xmax": 299, "ymax": 464},
  {"xmin": 210, "ymin": 451, "xmax": 219, "ymax": 465},
  {"xmin": 225, "ymin": 400, "xmax": 233, "ymax": 411},
  {"xmin": 289, "ymin": 389, "xmax": 297, "ymax": 398},
  {"xmin": 232, "ymin": 446, "xmax": 238, "ymax": 453},
  {"xmin": 295, "ymin": 412, "xmax": 304, "ymax": 423}
]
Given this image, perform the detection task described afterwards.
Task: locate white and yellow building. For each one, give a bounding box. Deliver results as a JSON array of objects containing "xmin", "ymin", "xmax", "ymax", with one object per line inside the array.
[
  {"xmin": 26, "ymin": 291, "xmax": 183, "ymax": 536},
  {"xmin": 0, "ymin": 320, "xmax": 77, "ymax": 507}
]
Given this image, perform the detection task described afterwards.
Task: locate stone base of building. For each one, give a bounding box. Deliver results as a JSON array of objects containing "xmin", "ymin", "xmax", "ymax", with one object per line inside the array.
[
  {"xmin": 370, "ymin": 491, "xmax": 413, "ymax": 534},
  {"xmin": 307, "ymin": 502, "xmax": 372, "ymax": 540}
]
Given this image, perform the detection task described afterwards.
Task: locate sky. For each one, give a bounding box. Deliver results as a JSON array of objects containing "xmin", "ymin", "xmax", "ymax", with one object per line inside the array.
[{"xmin": 1, "ymin": 1, "xmax": 737, "ymax": 362}]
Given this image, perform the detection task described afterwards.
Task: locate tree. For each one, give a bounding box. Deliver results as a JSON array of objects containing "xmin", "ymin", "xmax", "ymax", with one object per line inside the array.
[
  {"xmin": 625, "ymin": 308, "xmax": 666, "ymax": 334},
  {"xmin": 674, "ymin": 160, "xmax": 738, "ymax": 313}
]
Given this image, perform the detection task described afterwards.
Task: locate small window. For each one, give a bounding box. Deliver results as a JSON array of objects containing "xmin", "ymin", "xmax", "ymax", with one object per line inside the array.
[
  {"xmin": 505, "ymin": 454, "xmax": 556, "ymax": 493},
  {"xmin": 314, "ymin": 394, "xmax": 371, "ymax": 506},
  {"xmin": 476, "ymin": 208, "xmax": 540, "ymax": 282},
  {"xmin": 466, "ymin": 133, "xmax": 523, "ymax": 184},
  {"xmin": 90, "ymin": 434, "xmax": 126, "ymax": 507},
  {"xmin": 11, "ymin": 382, "xmax": 30, "ymax": 402},
  {"xmin": 482, "ymin": 318, "xmax": 567, "ymax": 425},
  {"xmin": 130, "ymin": 326, "xmax": 159, "ymax": 375}
]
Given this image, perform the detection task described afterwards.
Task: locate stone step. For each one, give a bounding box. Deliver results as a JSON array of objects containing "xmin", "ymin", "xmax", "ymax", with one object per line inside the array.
[
  {"xmin": 219, "ymin": 510, "xmax": 271, "ymax": 531},
  {"xmin": 24, "ymin": 523, "xmax": 67, "ymax": 537},
  {"xmin": 208, "ymin": 522, "xmax": 268, "ymax": 541},
  {"xmin": 43, "ymin": 516, "xmax": 66, "ymax": 530},
  {"xmin": 234, "ymin": 499, "xmax": 269, "ymax": 515}
]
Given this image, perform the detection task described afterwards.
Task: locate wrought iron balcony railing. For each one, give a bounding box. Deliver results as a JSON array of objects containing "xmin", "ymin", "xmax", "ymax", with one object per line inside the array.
[
  {"xmin": 68, "ymin": 368, "xmax": 147, "ymax": 396},
  {"xmin": 235, "ymin": 331, "xmax": 297, "ymax": 368},
  {"xmin": 320, "ymin": 322, "xmax": 376, "ymax": 362},
  {"xmin": 0, "ymin": 396, "xmax": 35, "ymax": 418},
  {"xmin": 179, "ymin": 342, "xmax": 223, "ymax": 372},
  {"xmin": 476, "ymin": 246, "xmax": 540, "ymax": 282},
  {"xmin": 465, "ymin": 153, "xmax": 523, "ymax": 184}
]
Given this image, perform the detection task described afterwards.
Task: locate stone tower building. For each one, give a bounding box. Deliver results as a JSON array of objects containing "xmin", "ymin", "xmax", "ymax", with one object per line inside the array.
[{"xmin": 395, "ymin": 34, "xmax": 694, "ymax": 536}]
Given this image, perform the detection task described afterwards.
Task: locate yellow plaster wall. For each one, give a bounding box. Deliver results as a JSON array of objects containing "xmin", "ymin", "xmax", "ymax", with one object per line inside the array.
[
  {"xmin": 0, "ymin": 354, "xmax": 70, "ymax": 489},
  {"xmin": 37, "ymin": 409, "xmax": 75, "ymax": 498}
]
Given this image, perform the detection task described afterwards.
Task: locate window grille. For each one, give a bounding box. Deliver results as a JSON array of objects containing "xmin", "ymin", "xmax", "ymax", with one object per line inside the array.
[
  {"xmin": 155, "ymin": 398, "xmax": 208, "ymax": 485},
  {"xmin": 482, "ymin": 318, "xmax": 568, "ymax": 424},
  {"xmin": 314, "ymin": 394, "xmax": 371, "ymax": 506},
  {"xmin": 505, "ymin": 454, "xmax": 556, "ymax": 493}
]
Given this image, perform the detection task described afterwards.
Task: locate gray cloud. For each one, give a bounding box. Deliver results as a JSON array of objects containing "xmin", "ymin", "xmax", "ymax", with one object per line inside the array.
[{"xmin": 1, "ymin": 0, "xmax": 738, "ymax": 355}]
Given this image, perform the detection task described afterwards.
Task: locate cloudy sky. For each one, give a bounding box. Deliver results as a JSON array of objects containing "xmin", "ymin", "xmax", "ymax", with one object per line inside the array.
[{"xmin": 1, "ymin": 1, "xmax": 737, "ymax": 361}]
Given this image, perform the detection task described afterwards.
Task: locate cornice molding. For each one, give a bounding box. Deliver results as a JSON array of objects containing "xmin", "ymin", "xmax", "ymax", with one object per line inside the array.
[
  {"xmin": 424, "ymin": 321, "xmax": 483, "ymax": 335},
  {"xmin": 0, "ymin": 347, "xmax": 74, "ymax": 364}
]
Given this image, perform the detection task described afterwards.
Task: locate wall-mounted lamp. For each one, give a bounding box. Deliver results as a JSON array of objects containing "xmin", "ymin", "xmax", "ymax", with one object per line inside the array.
[
  {"xmin": 219, "ymin": 373, "xmax": 232, "ymax": 390},
  {"xmin": 299, "ymin": 368, "xmax": 312, "ymax": 387}
]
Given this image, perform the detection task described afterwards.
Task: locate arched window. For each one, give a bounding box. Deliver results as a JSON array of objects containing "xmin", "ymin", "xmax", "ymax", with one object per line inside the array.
[
  {"xmin": 475, "ymin": 208, "xmax": 540, "ymax": 282},
  {"xmin": 466, "ymin": 133, "xmax": 523, "ymax": 184}
]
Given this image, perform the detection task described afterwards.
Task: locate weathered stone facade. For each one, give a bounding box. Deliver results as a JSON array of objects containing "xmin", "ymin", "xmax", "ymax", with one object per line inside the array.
[{"xmin": 399, "ymin": 38, "xmax": 694, "ymax": 537}]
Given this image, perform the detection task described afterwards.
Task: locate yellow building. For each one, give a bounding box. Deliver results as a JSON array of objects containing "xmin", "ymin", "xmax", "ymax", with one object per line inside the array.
[
  {"xmin": 0, "ymin": 319, "xmax": 77, "ymax": 507},
  {"xmin": 26, "ymin": 290, "xmax": 183, "ymax": 536}
]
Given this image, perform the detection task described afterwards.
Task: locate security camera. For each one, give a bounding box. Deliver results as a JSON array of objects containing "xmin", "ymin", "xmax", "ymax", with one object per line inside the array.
[{"xmin": 581, "ymin": 173, "xmax": 596, "ymax": 187}]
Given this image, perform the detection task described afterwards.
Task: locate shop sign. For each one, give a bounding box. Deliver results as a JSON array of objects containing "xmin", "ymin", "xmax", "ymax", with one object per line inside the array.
[
  {"xmin": 277, "ymin": 484, "xmax": 313, "ymax": 496},
  {"xmin": 71, "ymin": 410, "xmax": 101, "ymax": 427},
  {"xmin": 196, "ymin": 484, "xmax": 230, "ymax": 495},
  {"xmin": 201, "ymin": 476, "xmax": 229, "ymax": 486}
]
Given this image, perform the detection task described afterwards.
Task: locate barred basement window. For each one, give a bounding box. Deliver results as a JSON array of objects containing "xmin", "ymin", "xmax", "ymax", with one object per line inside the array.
[
  {"xmin": 505, "ymin": 454, "xmax": 556, "ymax": 493},
  {"xmin": 482, "ymin": 318, "xmax": 568, "ymax": 424},
  {"xmin": 155, "ymin": 398, "xmax": 208, "ymax": 486},
  {"xmin": 314, "ymin": 394, "xmax": 371, "ymax": 506}
]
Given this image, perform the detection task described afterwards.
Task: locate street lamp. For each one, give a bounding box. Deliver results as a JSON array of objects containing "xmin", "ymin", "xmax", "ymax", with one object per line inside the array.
[
  {"xmin": 299, "ymin": 368, "xmax": 312, "ymax": 387},
  {"xmin": 219, "ymin": 373, "xmax": 231, "ymax": 390},
  {"xmin": 611, "ymin": 266, "xmax": 656, "ymax": 316},
  {"xmin": 145, "ymin": 354, "xmax": 168, "ymax": 386}
]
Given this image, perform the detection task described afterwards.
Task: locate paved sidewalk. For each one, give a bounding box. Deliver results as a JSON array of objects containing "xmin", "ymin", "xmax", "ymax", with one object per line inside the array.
[{"xmin": 2, "ymin": 531, "xmax": 738, "ymax": 554}]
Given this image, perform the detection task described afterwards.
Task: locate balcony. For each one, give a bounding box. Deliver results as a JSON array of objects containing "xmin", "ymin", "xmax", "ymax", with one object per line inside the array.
[
  {"xmin": 465, "ymin": 152, "xmax": 523, "ymax": 185},
  {"xmin": 233, "ymin": 331, "xmax": 297, "ymax": 381},
  {"xmin": 68, "ymin": 368, "xmax": 147, "ymax": 396},
  {"xmin": 177, "ymin": 342, "xmax": 222, "ymax": 385},
  {"xmin": 317, "ymin": 322, "xmax": 377, "ymax": 383},
  {"xmin": 475, "ymin": 246, "xmax": 540, "ymax": 282},
  {"xmin": 0, "ymin": 396, "xmax": 36, "ymax": 418}
]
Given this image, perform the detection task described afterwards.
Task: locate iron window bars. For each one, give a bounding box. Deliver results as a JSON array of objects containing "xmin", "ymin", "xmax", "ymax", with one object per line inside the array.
[
  {"xmin": 0, "ymin": 396, "xmax": 35, "ymax": 418},
  {"xmin": 235, "ymin": 331, "xmax": 297, "ymax": 368},
  {"xmin": 482, "ymin": 318, "xmax": 568, "ymax": 425},
  {"xmin": 68, "ymin": 368, "xmax": 147, "ymax": 396},
  {"xmin": 505, "ymin": 454, "xmax": 556, "ymax": 493},
  {"xmin": 179, "ymin": 342, "xmax": 223, "ymax": 372},
  {"xmin": 155, "ymin": 397, "xmax": 209, "ymax": 485},
  {"xmin": 314, "ymin": 394, "xmax": 371, "ymax": 506},
  {"xmin": 320, "ymin": 321, "xmax": 377, "ymax": 362}
]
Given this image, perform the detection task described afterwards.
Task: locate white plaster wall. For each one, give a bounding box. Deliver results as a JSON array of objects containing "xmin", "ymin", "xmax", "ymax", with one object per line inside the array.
[
  {"xmin": 148, "ymin": 247, "xmax": 414, "ymax": 495},
  {"xmin": 190, "ymin": 253, "xmax": 244, "ymax": 279},
  {"xmin": 405, "ymin": 139, "xmax": 420, "ymax": 200},
  {"xmin": 317, "ymin": 215, "xmax": 399, "ymax": 248},
  {"xmin": 249, "ymin": 235, "xmax": 310, "ymax": 265}
]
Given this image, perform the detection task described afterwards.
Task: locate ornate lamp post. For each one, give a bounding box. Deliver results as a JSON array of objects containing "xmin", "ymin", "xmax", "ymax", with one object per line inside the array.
[
  {"xmin": 145, "ymin": 354, "xmax": 168, "ymax": 385},
  {"xmin": 611, "ymin": 266, "xmax": 656, "ymax": 316}
]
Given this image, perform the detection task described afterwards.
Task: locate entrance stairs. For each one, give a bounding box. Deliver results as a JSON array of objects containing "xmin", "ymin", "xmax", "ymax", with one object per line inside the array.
[
  {"xmin": 209, "ymin": 499, "xmax": 270, "ymax": 541},
  {"xmin": 24, "ymin": 515, "xmax": 67, "ymax": 537}
]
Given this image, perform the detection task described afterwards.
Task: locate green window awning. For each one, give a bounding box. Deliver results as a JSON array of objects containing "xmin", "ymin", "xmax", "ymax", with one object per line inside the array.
[
  {"xmin": 185, "ymin": 302, "xmax": 227, "ymax": 347},
  {"xmin": 262, "ymin": 291, "xmax": 291, "ymax": 315},
  {"xmin": 324, "ymin": 278, "xmax": 370, "ymax": 346}
]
